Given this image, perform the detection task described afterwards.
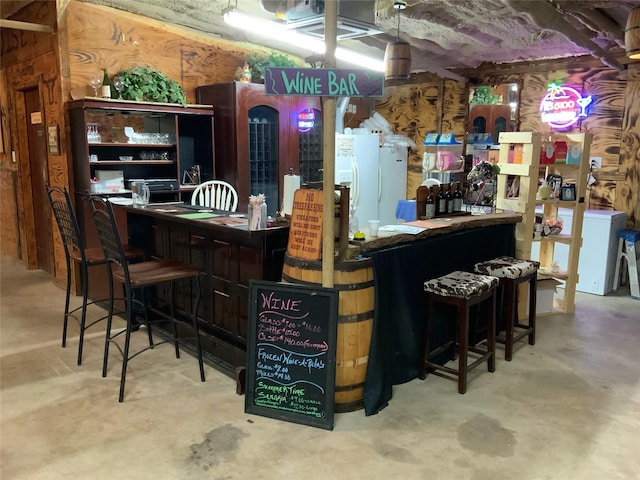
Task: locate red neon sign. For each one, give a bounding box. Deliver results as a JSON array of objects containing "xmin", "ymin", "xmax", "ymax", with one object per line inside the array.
[{"xmin": 540, "ymin": 83, "xmax": 592, "ymax": 129}]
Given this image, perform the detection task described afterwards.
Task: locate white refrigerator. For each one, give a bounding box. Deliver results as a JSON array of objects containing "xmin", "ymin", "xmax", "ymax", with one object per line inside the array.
[{"xmin": 334, "ymin": 133, "xmax": 408, "ymax": 230}]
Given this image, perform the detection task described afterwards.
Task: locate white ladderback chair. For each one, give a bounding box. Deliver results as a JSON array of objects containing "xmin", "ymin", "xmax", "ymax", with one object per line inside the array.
[{"xmin": 191, "ymin": 180, "xmax": 238, "ymax": 212}]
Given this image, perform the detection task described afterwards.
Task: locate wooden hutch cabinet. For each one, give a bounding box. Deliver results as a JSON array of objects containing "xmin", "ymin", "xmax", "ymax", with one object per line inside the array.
[
  {"xmin": 67, "ymin": 99, "xmax": 215, "ymax": 297},
  {"xmin": 68, "ymin": 98, "xmax": 215, "ymax": 203},
  {"xmin": 196, "ymin": 81, "xmax": 323, "ymax": 216}
]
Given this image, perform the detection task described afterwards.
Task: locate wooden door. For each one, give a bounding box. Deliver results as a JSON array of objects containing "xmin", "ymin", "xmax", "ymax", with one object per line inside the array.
[{"xmin": 24, "ymin": 87, "xmax": 54, "ymax": 274}]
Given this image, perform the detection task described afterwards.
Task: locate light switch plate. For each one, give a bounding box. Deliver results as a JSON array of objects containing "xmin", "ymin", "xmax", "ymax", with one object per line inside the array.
[
  {"xmin": 590, "ymin": 156, "xmax": 602, "ymax": 168},
  {"xmin": 337, "ymin": 169, "xmax": 353, "ymax": 185}
]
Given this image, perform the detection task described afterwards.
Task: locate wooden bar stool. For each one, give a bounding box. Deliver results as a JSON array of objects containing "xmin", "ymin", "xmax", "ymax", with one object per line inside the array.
[
  {"xmin": 613, "ymin": 229, "xmax": 640, "ymax": 299},
  {"xmin": 474, "ymin": 256, "xmax": 539, "ymax": 361},
  {"xmin": 419, "ymin": 271, "xmax": 499, "ymax": 394}
]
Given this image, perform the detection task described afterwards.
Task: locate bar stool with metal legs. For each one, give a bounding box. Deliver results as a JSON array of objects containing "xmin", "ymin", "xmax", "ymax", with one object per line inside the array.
[
  {"xmin": 419, "ymin": 271, "xmax": 499, "ymax": 394},
  {"xmin": 46, "ymin": 185, "xmax": 144, "ymax": 365},
  {"xmin": 89, "ymin": 195, "xmax": 205, "ymax": 402},
  {"xmin": 613, "ymin": 229, "xmax": 640, "ymax": 299},
  {"xmin": 474, "ymin": 256, "xmax": 539, "ymax": 361}
]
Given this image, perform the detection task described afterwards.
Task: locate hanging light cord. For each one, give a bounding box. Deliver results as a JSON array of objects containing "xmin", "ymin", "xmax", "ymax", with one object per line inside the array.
[{"xmin": 393, "ymin": 1, "xmax": 407, "ymax": 43}]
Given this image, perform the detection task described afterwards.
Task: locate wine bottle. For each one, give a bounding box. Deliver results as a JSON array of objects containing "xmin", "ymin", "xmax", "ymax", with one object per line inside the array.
[
  {"xmin": 453, "ymin": 182, "xmax": 464, "ymax": 212},
  {"xmin": 437, "ymin": 186, "xmax": 446, "ymax": 216},
  {"xmin": 425, "ymin": 187, "xmax": 435, "ymax": 218},
  {"xmin": 101, "ymin": 69, "xmax": 111, "ymax": 99},
  {"xmin": 445, "ymin": 183, "xmax": 454, "ymax": 214}
]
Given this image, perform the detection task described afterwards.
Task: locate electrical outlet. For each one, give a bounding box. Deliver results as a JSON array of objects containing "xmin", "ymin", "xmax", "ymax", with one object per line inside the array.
[
  {"xmin": 590, "ymin": 156, "xmax": 602, "ymax": 168},
  {"xmin": 337, "ymin": 170, "xmax": 353, "ymax": 185}
]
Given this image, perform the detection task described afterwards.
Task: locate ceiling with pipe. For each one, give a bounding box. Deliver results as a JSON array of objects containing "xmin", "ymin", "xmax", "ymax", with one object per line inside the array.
[{"xmin": 2, "ymin": 0, "xmax": 640, "ymax": 79}]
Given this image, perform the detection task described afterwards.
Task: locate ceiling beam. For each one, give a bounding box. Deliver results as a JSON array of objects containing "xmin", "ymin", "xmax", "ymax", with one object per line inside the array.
[{"xmin": 0, "ymin": 19, "xmax": 54, "ymax": 33}]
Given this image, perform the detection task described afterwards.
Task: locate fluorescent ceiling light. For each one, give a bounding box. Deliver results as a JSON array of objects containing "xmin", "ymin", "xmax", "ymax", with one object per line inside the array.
[{"xmin": 223, "ymin": 9, "xmax": 384, "ymax": 72}]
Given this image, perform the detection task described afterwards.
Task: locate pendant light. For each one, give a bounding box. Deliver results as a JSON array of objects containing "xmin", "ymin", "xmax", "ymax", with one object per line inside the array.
[
  {"xmin": 626, "ymin": 6, "xmax": 640, "ymax": 59},
  {"xmin": 384, "ymin": 1, "xmax": 412, "ymax": 80}
]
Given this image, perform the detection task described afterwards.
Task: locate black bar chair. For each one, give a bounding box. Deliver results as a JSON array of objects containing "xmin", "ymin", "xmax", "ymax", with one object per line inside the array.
[
  {"xmin": 88, "ymin": 195, "xmax": 205, "ymax": 402},
  {"xmin": 46, "ymin": 185, "xmax": 144, "ymax": 365}
]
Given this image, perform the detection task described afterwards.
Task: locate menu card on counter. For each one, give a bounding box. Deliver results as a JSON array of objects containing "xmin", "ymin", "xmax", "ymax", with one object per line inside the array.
[
  {"xmin": 378, "ymin": 219, "xmax": 451, "ymax": 235},
  {"xmin": 245, "ymin": 280, "xmax": 338, "ymax": 430}
]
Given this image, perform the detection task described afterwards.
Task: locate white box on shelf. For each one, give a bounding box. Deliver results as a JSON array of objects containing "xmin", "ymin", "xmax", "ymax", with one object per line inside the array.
[{"xmin": 523, "ymin": 278, "xmax": 561, "ymax": 315}]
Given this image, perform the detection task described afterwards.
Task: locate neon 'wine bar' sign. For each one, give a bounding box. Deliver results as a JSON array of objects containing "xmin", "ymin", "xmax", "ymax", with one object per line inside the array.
[{"xmin": 540, "ymin": 82, "xmax": 592, "ymax": 129}]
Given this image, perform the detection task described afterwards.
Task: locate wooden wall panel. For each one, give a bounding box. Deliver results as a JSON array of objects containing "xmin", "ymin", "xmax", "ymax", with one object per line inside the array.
[
  {"xmin": 1, "ymin": 0, "xmax": 67, "ymax": 278},
  {"xmin": 0, "ymin": 0, "xmax": 56, "ymax": 64},
  {"xmin": 519, "ymin": 67, "xmax": 624, "ymax": 210},
  {"xmin": 618, "ymin": 66, "xmax": 640, "ymax": 227},
  {"xmin": 474, "ymin": 59, "xmax": 638, "ymax": 228},
  {"xmin": 375, "ymin": 80, "xmax": 466, "ymax": 199},
  {"xmin": 65, "ymin": 1, "xmax": 252, "ymax": 103}
]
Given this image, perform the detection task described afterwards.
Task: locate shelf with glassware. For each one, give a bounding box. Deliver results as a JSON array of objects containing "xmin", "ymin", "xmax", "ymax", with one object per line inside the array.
[
  {"xmin": 495, "ymin": 131, "xmax": 592, "ymax": 315},
  {"xmin": 69, "ymin": 98, "xmax": 214, "ymax": 200}
]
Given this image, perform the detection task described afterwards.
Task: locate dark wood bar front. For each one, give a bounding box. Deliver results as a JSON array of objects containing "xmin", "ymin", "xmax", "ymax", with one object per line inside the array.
[
  {"xmin": 356, "ymin": 213, "xmax": 522, "ymax": 415},
  {"xmin": 125, "ymin": 205, "xmax": 289, "ymax": 374},
  {"xmin": 124, "ymin": 207, "xmax": 520, "ymax": 413}
]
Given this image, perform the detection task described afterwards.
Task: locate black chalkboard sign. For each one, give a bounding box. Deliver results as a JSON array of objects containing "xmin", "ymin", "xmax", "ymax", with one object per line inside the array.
[{"xmin": 245, "ymin": 280, "xmax": 338, "ymax": 430}]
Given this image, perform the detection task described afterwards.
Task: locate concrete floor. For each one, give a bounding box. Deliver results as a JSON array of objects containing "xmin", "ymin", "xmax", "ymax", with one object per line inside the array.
[{"xmin": 1, "ymin": 255, "xmax": 639, "ymax": 480}]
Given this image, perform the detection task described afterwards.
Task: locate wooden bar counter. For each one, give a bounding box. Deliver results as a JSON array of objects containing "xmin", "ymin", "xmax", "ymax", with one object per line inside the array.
[
  {"xmin": 125, "ymin": 205, "xmax": 520, "ymax": 413},
  {"xmin": 353, "ymin": 213, "xmax": 522, "ymax": 415},
  {"xmin": 124, "ymin": 204, "xmax": 289, "ymax": 374}
]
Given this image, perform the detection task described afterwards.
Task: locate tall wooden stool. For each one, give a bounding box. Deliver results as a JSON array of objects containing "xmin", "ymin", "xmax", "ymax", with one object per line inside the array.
[
  {"xmin": 613, "ymin": 229, "xmax": 640, "ymax": 299},
  {"xmin": 474, "ymin": 256, "xmax": 539, "ymax": 361},
  {"xmin": 419, "ymin": 271, "xmax": 499, "ymax": 394}
]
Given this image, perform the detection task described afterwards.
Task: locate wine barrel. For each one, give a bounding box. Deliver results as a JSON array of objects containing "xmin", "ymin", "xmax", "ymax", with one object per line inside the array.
[
  {"xmin": 626, "ymin": 7, "xmax": 640, "ymax": 59},
  {"xmin": 281, "ymin": 253, "xmax": 375, "ymax": 413},
  {"xmin": 384, "ymin": 41, "xmax": 412, "ymax": 80}
]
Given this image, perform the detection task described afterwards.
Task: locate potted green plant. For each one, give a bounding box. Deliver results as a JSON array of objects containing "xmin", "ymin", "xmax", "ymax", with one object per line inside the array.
[
  {"xmin": 246, "ymin": 52, "xmax": 298, "ymax": 82},
  {"xmin": 470, "ymin": 86, "xmax": 499, "ymax": 105},
  {"xmin": 116, "ymin": 66, "xmax": 187, "ymax": 106}
]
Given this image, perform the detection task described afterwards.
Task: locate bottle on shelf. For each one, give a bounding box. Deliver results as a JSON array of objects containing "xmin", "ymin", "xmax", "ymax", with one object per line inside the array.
[
  {"xmin": 453, "ymin": 182, "xmax": 464, "ymax": 212},
  {"xmin": 445, "ymin": 183, "xmax": 454, "ymax": 214},
  {"xmin": 101, "ymin": 69, "xmax": 111, "ymax": 99},
  {"xmin": 513, "ymin": 143, "xmax": 523, "ymax": 164},
  {"xmin": 425, "ymin": 187, "xmax": 436, "ymax": 218},
  {"xmin": 437, "ymin": 185, "xmax": 447, "ymax": 216}
]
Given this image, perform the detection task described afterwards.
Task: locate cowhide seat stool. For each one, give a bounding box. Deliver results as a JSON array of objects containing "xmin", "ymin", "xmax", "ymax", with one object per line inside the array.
[
  {"xmin": 474, "ymin": 256, "xmax": 540, "ymax": 361},
  {"xmin": 419, "ymin": 271, "xmax": 499, "ymax": 394}
]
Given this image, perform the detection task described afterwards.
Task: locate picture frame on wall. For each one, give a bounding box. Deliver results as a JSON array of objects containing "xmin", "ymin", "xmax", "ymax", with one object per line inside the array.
[{"xmin": 47, "ymin": 124, "xmax": 59, "ymax": 155}]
